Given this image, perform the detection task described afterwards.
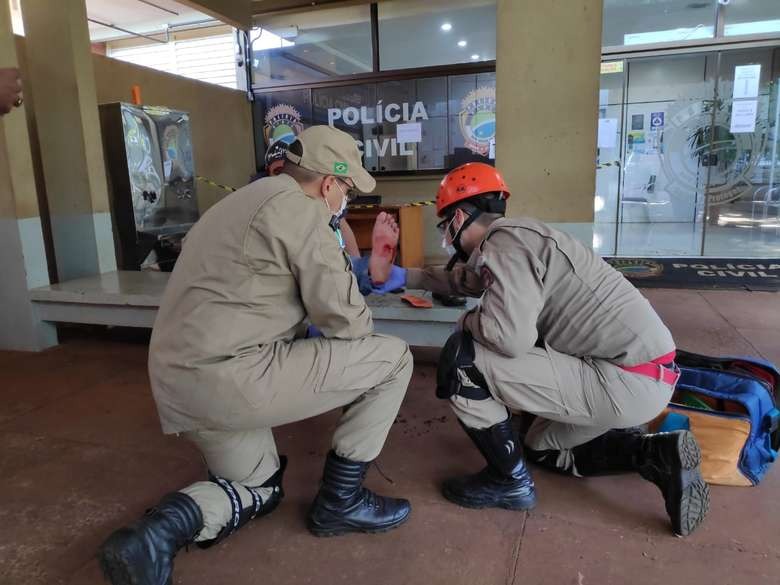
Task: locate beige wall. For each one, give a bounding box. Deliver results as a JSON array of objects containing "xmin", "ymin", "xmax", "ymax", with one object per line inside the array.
[
  {"xmin": 16, "ymin": 37, "xmax": 255, "ymax": 215},
  {"xmin": 496, "ymin": 0, "xmax": 601, "ymax": 222},
  {"xmin": 90, "ymin": 54, "xmax": 255, "ymax": 212}
]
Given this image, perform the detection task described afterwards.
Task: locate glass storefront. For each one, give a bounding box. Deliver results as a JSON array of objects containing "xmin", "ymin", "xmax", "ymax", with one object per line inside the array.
[
  {"xmin": 602, "ymin": 0, "xmax": 717, "ymax": 48},
  {"xmin": 253, "ymin": 72, "xmax": 495, "ymax": 173},
  {"xmin": 250, "ymin": 1, "xmax": 780, "ymax": 258},
  {"xmin": 723, "ymin": 0, "xmax": 780, "ymax": 37},
  {"xmin": 250, "ymin": 5, "xmax": 373, "ymax": 86},
  {"xmin": 377, "ymin": 0, "xmax": 496, "ymax": 70},
  {"xmin": 595, "ymin": 47, "xmax": 780, "ymax": 258}
]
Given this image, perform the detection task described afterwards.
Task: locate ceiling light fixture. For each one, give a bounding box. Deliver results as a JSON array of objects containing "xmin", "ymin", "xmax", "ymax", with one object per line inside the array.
[
  {"xmin": 471, "ymin": 54, "xmax": 480, "ymax": 60},
  {"xmin": 457, "ymin": 40, "xmax": 467, "ymax": 47},
  {"xmin": 441, "ymin": 23, "xmax": 452, "ymax": 32}
]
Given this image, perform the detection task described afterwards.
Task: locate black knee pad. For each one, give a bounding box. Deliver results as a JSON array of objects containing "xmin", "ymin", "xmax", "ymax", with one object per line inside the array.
[
  {"xmin": 197, "ymin": 456, "xmax": 287, "ymax": 548},
  {"xmin": 436, "ymin": 331, "xmax": 491, "ymax": 401}
]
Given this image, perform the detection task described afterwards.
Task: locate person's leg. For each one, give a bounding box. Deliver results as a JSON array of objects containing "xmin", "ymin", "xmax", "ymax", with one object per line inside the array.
[
  {"xmin": 481, "ymin": 347, "xmax": 710, "ymax": 537},
  {"xmin": 99, "ymin": 427, "xmax": 286, "ymax": 585},
  {"xmin": 236, "ymin": 333, "xmax": 412, "ymax": 463},
  {"xmin": 446, "ymin": 341, "xmax": 595, "ymax": 505},
  {"xmin": 368, "ymin": 211, "xmax": 398, "ymax": 284},
  {"xmin": 233, "ymin": 333, "xmax": 413, "ymax": 535},
  {"xmin": 180, "ymin": 428, "xmax": 285, "ymax": 545},
  {"xmin": 99, "ymin": 333, "xmax": 413, "ymax": 584},
  {"xmin": 436, "ymin": 331, "xmax": 536, "ymax": 510}
]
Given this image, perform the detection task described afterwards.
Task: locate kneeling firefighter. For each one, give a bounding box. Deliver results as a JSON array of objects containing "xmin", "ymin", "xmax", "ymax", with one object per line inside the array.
[
  {"xmin": 405, "ymin": 162, "xmax": 710, "ymax": 536},
  {"xmin": 98, "ymin": 126, "xmax": 414, "ymax": 585}
]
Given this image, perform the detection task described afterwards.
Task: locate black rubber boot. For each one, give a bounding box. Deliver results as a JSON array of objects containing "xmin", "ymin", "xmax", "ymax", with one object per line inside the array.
[
  {"xmin": 307, "ymin": 451, "xmax": 411, "ymax": 537},
  {"xmin": 442, "ymin": 418, "xmax": 536, "ymax": 511},
  {"xmin": 635, "ymin": 431, "xmax": 711, "ymax": 537},
  {"xmin": 568, "ymin": 429, "xmax": 710, "ymax": 536},
  {"xmin": 98, "ymin": 492, "xmax": 203, "ymax": 585}
]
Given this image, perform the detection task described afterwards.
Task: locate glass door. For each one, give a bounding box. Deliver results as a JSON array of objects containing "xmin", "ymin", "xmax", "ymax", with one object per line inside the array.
[{"xmin": 701, "ymin": 47, "xmax": 780, "ymax": 257}]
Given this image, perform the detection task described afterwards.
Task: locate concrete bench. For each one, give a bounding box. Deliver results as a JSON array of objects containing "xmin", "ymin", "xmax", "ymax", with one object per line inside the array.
[{"xmin": 29, "ymin": 271, "xmax": 471, "ymax": 347}]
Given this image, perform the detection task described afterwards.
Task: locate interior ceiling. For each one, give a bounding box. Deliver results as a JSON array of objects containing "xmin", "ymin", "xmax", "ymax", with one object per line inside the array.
[{"xmin": 86, "ymin": 0, "xmax": 213, "ymax": 42}]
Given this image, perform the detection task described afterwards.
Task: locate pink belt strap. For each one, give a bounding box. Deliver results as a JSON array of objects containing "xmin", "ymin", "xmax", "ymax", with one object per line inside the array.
[{"xmin": 619, "ymin": 351, "xmax": 680, "ymax": 386}]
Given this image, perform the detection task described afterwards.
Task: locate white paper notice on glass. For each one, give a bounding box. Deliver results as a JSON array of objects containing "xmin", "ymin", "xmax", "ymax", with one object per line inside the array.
[
  {"xmin": 730, "ymin": 100, "xmax": 758, "ymax": 134},
  {"xmin": 488, "ymin": 138, "xmax": 496, "ymax": 160},
  {"xmin": 597, "ymin": 118, "xmax": 618, "ymax": 148},
  {"xmin": 733, "ymin": 64, "xmax": 761, "ymax": 99},
  {"xmin": 163, "ymin": 159, "xmax": 172, "ymax": 180},
  {"xmin": 396, "ymin": 122, "xmax": 422, "ymax": 144}
]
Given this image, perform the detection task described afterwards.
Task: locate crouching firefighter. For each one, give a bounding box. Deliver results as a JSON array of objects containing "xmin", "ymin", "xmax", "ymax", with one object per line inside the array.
[
  {"xmin": 408, "ymin": 162, "xmax": 710, "ymax": 536},
  {"xmin": 98, "ymin": 126, "xmax": 414, "ymax": 585}
]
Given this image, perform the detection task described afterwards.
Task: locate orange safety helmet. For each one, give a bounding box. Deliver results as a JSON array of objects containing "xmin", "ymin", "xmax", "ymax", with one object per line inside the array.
[{"xmin": 436, "ymin": 162, "xmax": 510, "ymax": 218}]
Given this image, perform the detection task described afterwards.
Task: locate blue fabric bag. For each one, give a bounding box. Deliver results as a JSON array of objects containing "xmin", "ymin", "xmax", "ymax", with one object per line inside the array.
[{"xmin": 656, "ymin": 350, "xmax": 780, "ymax": 486}]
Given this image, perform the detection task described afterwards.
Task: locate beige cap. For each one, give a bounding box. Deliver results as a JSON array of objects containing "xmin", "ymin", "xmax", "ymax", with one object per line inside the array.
[{"xmin": 285, "ymin": 125, "xmax": 376, "ymax": 193}]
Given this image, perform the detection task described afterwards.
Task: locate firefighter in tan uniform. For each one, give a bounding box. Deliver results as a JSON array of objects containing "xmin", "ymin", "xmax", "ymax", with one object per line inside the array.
[
  {"xmin": 99, "ymin": 126, "xmax": 413, "ymax": 585},
  {"xmin": 407, "ymin": 162, "xmax": 710, "ymax": 537}
]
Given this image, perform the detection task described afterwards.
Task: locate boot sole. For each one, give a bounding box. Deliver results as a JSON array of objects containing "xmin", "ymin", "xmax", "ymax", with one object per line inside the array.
[
  {"xmin": 307, "ymin": 510, "xmax": 411, "ymax": 538},
  {"xmin": 441, "ymin": 485, "xmax": 536, "ymax": 511},
  {"xmin": 98, "ymin": 529, "xmax": 150, "ymax": 585},
  {"xmin": 670, "ymin": 431, "xmax": 710, "ymax": 537}
]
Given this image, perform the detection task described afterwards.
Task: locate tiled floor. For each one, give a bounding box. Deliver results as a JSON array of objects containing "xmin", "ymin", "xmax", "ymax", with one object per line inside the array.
[{"xmin": 1, "ymin": 289, "xmax": 779, "ymax": 585}]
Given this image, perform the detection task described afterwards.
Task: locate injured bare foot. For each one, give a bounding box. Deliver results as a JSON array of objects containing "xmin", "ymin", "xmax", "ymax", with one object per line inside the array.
[{"xmin": 369, "ymin": 211, "xmax": 399, "ymax": 284}]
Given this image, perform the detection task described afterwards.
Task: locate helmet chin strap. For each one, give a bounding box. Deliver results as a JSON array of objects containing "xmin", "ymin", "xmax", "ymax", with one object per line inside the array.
[{"xmin": 445, "ymin": 206, "xmax": 482, "ymax": 271}]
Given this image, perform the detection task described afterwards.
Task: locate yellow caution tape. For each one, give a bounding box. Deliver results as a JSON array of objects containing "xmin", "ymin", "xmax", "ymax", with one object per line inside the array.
[
  {"xmin": 198, "ymin": 159, "xmax": 622, "ymax": 207},
  {"xmin": 348, "ymin": 200, "xmax": 436, "ymax": 210},
  {"xmin": 196, "ymin": 175, "xmax": 237, "ymax": 192}
]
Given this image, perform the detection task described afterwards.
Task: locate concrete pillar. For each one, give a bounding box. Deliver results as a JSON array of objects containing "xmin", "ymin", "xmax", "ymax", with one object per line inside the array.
[
  {"xmin": 20, "ymin": 0, "xmax": 116, "ymax": 281},
  {"xmin": 0, "ymin": 0, "xmax": 57, "ymax": 350},
  {"xmin": 496, "ymin": 0, "xmax": 602, "ymax": 223}
]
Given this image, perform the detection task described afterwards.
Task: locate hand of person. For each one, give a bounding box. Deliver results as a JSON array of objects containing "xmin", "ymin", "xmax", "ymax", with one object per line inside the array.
[{"xmin": 0, "ymin": 68, "xmax": 23, "ymax": 115}]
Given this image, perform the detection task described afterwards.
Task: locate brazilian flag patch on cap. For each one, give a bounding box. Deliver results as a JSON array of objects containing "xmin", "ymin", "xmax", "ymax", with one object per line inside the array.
[{"xmin": 334, "ymin": 161, "xmax": 348, "ymax": 175}]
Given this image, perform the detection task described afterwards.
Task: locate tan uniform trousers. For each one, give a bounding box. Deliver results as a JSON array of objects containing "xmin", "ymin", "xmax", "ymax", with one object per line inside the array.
[
  {"xmin": 179, "ymin": 333, "xmax": 413, "ymax": 541},
  {"xmin": 451, "ymin": 344, "xmax": 673, "ymax": 469}
]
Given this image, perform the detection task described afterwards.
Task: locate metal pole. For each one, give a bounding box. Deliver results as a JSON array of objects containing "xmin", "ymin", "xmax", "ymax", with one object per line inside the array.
[
  {"xmin": 88, "ymin": 18, "xmax": 169, "ymax": 44},
  {"xmin": 136, "ymin": 0, "xmax": 179, "ymax": 16}
]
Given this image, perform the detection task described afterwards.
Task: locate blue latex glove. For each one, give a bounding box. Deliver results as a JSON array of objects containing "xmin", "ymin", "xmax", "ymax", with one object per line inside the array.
[
  {"xmin": 306, "ymin": 324, "xmax": 322, "ymax": 338},
  {"xmin": 350, "ymin": 256, "xmax": 407, "ymax": 295},
  {"xmin": 371, "ymin": 265, "xmax": 407, "ymax": 294}
]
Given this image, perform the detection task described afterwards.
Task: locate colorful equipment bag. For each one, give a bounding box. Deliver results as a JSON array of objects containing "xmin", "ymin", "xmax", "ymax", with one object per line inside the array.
[{"xmin": 651, "ymin": 350, "xmax": 780, "ymax": 486}]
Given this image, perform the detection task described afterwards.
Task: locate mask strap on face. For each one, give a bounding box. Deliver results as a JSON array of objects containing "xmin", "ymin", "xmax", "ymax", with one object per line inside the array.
[{"xmin": 444, "ymin": 206, "xmax": 482, "ymax": 271}]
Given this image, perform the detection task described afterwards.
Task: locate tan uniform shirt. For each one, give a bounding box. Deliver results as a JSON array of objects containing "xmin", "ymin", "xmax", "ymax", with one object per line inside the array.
[
  {"xmin": 408, "ymin": 217, "xmax": 674, "ymax": 365},
  {"xmin": 149, "ymin": 174, "xmax": 372, "ymax": 434}
]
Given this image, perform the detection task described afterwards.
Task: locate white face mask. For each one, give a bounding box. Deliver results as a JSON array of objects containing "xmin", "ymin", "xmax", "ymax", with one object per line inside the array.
[
  {"xmin": 332, "ymin": 180, "xmax": 349, "ymax": 218},
  {"xmin": 440, "ymin": 216, "xmax": 458, "ymax": 257}
]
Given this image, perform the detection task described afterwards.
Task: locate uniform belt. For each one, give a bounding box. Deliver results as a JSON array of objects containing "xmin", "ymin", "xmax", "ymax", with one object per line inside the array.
[{"xmin": 619, "ymin": 351, "xmax": 680, "ymax": 386}]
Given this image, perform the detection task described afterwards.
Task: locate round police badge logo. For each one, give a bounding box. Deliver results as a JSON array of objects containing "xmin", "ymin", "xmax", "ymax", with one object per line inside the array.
[
  {"xmin": 609, "ymin": 259, "xmax": 664, "ymax": 279},
  {"xmin": 660, "ymin": 98, "xmax": 767, "ymax": 207},
  {"xmin": 264, "ymin": 104, "xmax": 304, "ymax": 146},
  {"xmin": 459, "ymin": 86, "xmax": 496, "ymax": 157}
]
